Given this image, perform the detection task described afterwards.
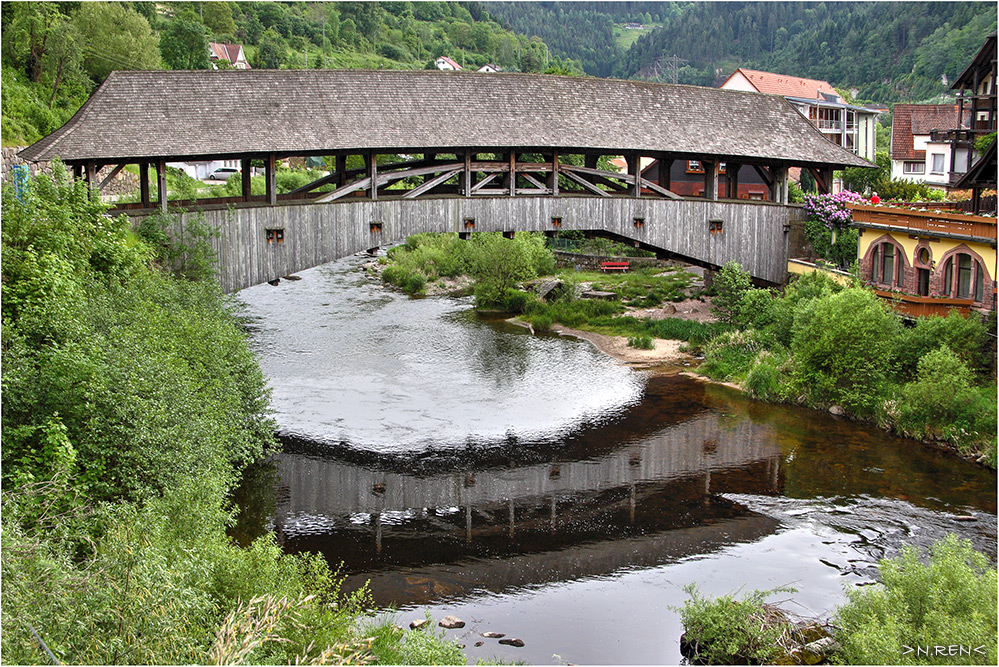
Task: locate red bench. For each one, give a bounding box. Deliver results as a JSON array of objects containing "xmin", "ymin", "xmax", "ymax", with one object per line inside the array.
[{"xmin": 600, "ymin": 261, "xmax": 630, "ymax": 272}]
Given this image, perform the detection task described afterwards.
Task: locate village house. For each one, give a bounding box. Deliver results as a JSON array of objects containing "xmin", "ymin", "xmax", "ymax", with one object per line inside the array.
[
  {"xmin": 889, "ymin": 104, "xmax": 966, "ymax": 189},
  {"xmin": 720, "ymin": 68, "xmax": 880, "ymax": 162},
  {"xmin": 209, "ymin": 42, "xmax": 251, "ymax": 70},
  {"xmin": 435, "ymin": 56, "xmax": 462, "ymax": 71}
]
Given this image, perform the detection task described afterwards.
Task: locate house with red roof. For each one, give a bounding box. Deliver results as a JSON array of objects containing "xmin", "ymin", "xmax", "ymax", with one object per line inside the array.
[
  {"xmin": 209, "ymin": 42, "xmax": 251, "ymax": 70},
  {"xmin": 889, "ymin": 104, "xmax": 969, "ymax": 189},
  {"xmin": 720, "ymin": 68, "xmax": 880, "ymax": 162},
  {"xmin": 435, "ymin": 56, "xmax": 463, "ymax": 71}
]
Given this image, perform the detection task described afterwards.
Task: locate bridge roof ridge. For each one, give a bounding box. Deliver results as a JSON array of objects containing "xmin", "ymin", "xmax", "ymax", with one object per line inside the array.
[{"xmin": 19, "ymin": 69, "xmax": 870, "ymax": 170}]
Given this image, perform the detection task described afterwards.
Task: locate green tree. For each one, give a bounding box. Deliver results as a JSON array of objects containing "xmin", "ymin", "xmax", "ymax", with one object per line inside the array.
[
  {"xmin": 254, "ymin": 28, "xmax": 287, "ymax": 69},
  {"xmin": 791, "ymin": 287, "xmax": 900, "ymax": 415},
  {"xmin": 71, "ymin": 1, "xmax": 160, "ymax": 81},
  {"xmin": 202, "ymin": 0, "xmax": 236, "ymax": 40},
  {"xmin": 710, "ymin": 260, "xmax": 753, "ymax": 324},
  {"xmin": 160, "ymin": 10, "xmax": 210, "ymax": 70}
]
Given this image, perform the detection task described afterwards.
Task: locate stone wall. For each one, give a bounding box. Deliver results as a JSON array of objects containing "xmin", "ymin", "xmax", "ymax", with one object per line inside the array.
[{"xmin": 1, "ymin": 146, "xmax": 139, "ymax": 196}]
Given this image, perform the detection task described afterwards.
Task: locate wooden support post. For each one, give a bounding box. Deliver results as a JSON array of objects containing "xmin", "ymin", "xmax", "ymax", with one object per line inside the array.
[
  {"xmin": 336, "ymin": 154, "xmax": 347, "ymax": 188},
  {"xmin": 241, "ymin": 158, "xmax": 252, "ymax": 201},
  {"xmin": 812, "ymin": 166, "xmax": 833, "ymax": 195},
  {"xmin": 626, "ymin": 152, "xmax": 641, "ymax": 197},
  {"xmin": 702, "ymin": 159, "xmax": 718, "ymax": 200},
  {"xmin": 367, "ymin": 152, "xmax": 378, "ymax": 201},
  {"xmin": 72, "ymin": 163, "xmax": 84, "ymax": 180},
  {"xmin": 85, "ymin": 160, "xmax": 97, "ymax": 197},
  {"xmin": 509, "ymin": 152, "xmax": 516, "ymax": 196},
  {"xmin": 140, "ymin": 162, "xmax": 150, "ymax": 208},
  {"xmin": 156, "ymin": 159, "xmax": 167, "ymax": 212},
  {"xmin": 584, "ymin": 153, "xmax": 598, "ymax": 169},
  {"xmin": 464, "ymin": 151, "xmax": 472, "ymax": 197},
  {"xmin": 548, "ymin": 151, "xmax": 559, "ymax": 197},
  {"xmin": 266, "ymin": 153, "xmax": 277, "ymax": 205},
  {"xmin": 769, "ymin": 165, "xmax": 788, "ymax": 203},
  {"xmin": 726, "ymin": 163, "xmax": 740, "ymax": 199},
  {"xmin": 424, "ymin": 152, "xmax": 436, "ymax": 184}
]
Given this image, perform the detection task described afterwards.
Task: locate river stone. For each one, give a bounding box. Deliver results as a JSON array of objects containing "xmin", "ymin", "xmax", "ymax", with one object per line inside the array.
[
  {"xmin": 409, "ymin": 619, "xmax": 429, "ymax": 630},
  {"xmin": 499, "ymin": 638, "xmax": 525, "ymax": 647},
  {"xmin": 828, "ymin": 405, "xmax": 846, "ymax": 416},
  {"xmin": 481, "ymin": 632, "xmax": 505, "ymax": 638},
  {"xmin": 439, "ymin": 615, "xmax": 465, "ymax": 629},
  {"xmin": 581, "ymin": 290, "xmax": 617, "ymax": 300}
]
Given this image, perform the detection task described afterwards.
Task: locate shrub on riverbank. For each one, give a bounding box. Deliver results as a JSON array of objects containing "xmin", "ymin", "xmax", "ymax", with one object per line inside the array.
[
  {"xmin": 1, "ymin": 166, "xmax": 461, "ymax": 665},
  {"xmin": 678, "ymin": 536, "xmax": 996, "ymax": 666},
  {"xmin": 699, "ymin": 264, "xmax": 997, "ymax": 465},
  {"xmin": 833, "ymin": 535, "xmax": 997, "ymax": 665}
]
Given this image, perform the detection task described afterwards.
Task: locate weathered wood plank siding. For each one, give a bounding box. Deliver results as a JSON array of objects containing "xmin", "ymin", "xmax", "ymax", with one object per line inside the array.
[{"xmin": 130, "ymin": 198, "xmax": 805, "ymax": 292}]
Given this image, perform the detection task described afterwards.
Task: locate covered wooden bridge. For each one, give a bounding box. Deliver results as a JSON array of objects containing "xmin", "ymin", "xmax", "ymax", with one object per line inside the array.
[{"xmin": 19, "ymin": 69, "xmax": 871, "ymax": 290}]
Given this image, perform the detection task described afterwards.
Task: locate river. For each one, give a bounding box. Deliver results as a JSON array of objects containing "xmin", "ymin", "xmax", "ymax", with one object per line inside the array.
[{"xmin": 234, "ymin": 254, "xmax": 996, "ymax": 665}]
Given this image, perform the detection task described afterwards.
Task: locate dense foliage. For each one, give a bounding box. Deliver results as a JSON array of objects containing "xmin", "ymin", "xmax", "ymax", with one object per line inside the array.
[
  {"xmin": 701, "ymin": 266, "xmax": 997, "ymax": 464},
  {"xmin": 834, "ymin": 535, "xmax": 997, "ymax": 665},
  {"xmin": 0, "ymin": 167, "xmax": 463, "ymax": 665}
]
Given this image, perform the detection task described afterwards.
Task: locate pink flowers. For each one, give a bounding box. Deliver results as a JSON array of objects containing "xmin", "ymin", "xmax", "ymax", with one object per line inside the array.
[{"xmin": 803, "ymin": 190, "xmax": 864, "ymax": 230}]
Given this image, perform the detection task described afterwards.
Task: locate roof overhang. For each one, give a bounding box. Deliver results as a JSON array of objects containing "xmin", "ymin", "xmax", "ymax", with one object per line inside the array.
[{"xmin": 20, "ymin": 69, "xmax": 873, "ymax": 171}]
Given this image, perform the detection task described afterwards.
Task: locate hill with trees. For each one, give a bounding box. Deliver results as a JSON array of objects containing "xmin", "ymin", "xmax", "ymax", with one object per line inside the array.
[
  {"xmin": 2, "ymin": 1, "xmax": 996, "ymax": 147},
  {"xmin": 489, "ymin": 1, "xmax": 996, "ymax": 104}
]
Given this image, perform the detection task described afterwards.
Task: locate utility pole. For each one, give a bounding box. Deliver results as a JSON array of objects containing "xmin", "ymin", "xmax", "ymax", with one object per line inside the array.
[{"xmin": 322, "ymin": 18, "xmax": 327, "ymax": 68}]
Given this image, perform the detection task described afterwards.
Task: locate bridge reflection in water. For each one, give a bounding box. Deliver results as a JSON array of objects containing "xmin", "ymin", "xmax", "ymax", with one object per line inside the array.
[{"xmin": 269, "ymin": 402, "xmax": 784, "ymax": 607}]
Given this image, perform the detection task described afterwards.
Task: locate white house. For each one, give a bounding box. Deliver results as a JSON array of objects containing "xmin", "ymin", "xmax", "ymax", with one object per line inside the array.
[
  {"xmin": 477, "ymin": 63, "xmax": 501, "ymax": 73},
  {"xmin": 435, "ymin": 56, "xmax": 463, "ymax": 71},
  {"xmin": 209, "ymin": 42, "xmax": 251, "ymax": 70},
  {"xmin": 890, "ymin": 104, "xmax": 971, "ymax": 189},
  {"xmin": 720, "ymin": 68, "xmax": 879, "ymax": 162}
]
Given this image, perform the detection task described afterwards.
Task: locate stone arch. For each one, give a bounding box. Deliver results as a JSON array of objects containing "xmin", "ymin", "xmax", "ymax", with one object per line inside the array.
[
  {"xmin": 935, "ymin": 244, "xmax": 994, "ymax": 304},
  {"xmin": 862, "ymin": 233, "xmax": 910, "ymax": 289}
]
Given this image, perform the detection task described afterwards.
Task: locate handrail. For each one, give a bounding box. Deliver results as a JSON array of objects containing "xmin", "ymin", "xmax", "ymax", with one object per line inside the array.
[{"xmin": 848, "ymin": 203, "xmax": 997, "ymax": 241}]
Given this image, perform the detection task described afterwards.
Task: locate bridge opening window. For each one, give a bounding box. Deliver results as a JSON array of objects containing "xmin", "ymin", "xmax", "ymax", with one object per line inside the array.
[
  {"xmin": 633, "ymin": 217, "xmax": 645, "ymax": 228},
  {"xmin": 463, "ymin": 217, "xmax": 475, "ymax": 230},
  {"xmin": 370, "ymin": 221, "xmax": 383, "ymax": 233},
  {"xmin": 551, "ymin": 216, "xmax": 563, "ymax": 228},
  {"xmin": 708, "ymin": 219, "xmax": 723, "ymax": 234},
  {"xmin": 266, "ymin": 228, "xmax": 284, "ymax": 245}
]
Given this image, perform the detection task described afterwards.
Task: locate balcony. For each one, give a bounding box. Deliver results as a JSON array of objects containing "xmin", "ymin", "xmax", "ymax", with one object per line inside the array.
[{"xmin": 848, "ymin": 203, "xmax": 997, "ymax": 243}]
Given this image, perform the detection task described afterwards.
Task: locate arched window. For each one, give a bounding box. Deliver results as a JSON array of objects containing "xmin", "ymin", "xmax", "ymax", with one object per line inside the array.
[
  {"xmin": 943, "ymin": 257, "xmax": 953, "ymax": 296},
  {"xmin": 871, "ymin": 245, "xmax": 879, "ymax": 282},
  {"xmin": 958, "ymin": 254, "xmax": 972, "ymax": 298}
]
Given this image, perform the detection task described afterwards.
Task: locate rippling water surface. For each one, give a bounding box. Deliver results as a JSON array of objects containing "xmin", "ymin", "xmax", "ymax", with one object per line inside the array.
[{"xmin": 235, "ymin": 255, "xmax": 996, "ymax": 666}]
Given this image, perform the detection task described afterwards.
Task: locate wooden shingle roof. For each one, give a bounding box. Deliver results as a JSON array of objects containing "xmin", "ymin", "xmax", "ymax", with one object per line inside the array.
[
  {"xmin": 891, "ymin": 104, "xmax": 959, "ymax": 161},
  {"xmin": 19, "ymin": 69, "xmax": 871, "ymax": 168}
]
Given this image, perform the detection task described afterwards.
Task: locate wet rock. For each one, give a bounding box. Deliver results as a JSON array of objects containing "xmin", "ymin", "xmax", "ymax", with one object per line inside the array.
[
  {"xmin": 797, "ymin": 637, "xmax": 840, "ymax": 664},
  {"xmin": 267, "ymin": 278, "xmax": 280, "ymax": 286},
  {"xmin": 409, "ymin": 619, "xmax": 429, "ymax": 630},
  {"xmin": 283, "ymin": 274, "xmax": 302, "ymax": 281},
  {"xmin": 498, "ymin": 638, "xmax": 525, "ymax": 647},
  {"xmin": 535, "ymin": 279, "xmax": 563, "ymax": 301},
  {"xmin": 474, "ymin": 642, "xmax": 484, "ymax": 647},
  {"xmin": 829, "ymin": 405, "xmax": 845, "ymax": 416},
  {"xmin": 439, "ymin": 615, "xmax": 465, "ymax": 629},
  {"xmin": 481, "ymin": 632, "xmax": 505, "ymax": 638},
  {"xmin": 953, "ymin": 514, "xmax": 978, "ymax": 522}
]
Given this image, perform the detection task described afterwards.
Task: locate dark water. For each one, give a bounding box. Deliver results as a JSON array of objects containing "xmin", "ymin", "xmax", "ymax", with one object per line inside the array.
[{"xmin": 235, "ymin": 255, "xmax": 997, "ymax": 666}]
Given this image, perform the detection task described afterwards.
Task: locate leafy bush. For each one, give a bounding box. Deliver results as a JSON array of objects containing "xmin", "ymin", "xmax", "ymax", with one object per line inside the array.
[
  {"xmin": 791, "ymin": 287, "xmax": 901, "ymax": 416},
  {"xmin": 894, "ymin": 311, "xmax": 989, "ymax": 381},
  {"xmin": 628, "ymin": 333, "xmax": 655, "ymax": 349},
  {"xmin": 700, "ymin": 329, "xmax": 771, "ymax": 382},
  {"xmin": 834, "ymin": 535, "xmax": 997, "ymax": 665},
  {"xmin": 677, "ymin": 584, "xmax": 797, "ymax": 665},
  {"xmin": 743, "ymin": 348, "xmax": 797, "ymax": 402},
  {"xmin": 710, "ymin": 261, "xmax": 752, "ymax": 324}
]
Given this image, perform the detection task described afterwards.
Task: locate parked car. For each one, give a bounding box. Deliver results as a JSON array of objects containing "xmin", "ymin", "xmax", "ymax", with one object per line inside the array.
[{"xmin": 208, "ymin": 167, "xmax": 239, "ymax": 180}]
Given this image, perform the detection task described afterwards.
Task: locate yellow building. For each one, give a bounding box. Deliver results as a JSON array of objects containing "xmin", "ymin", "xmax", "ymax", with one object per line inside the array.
[{"xmin": 851, "ymin": 203, "xmax": 996, "ymax": 317}]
